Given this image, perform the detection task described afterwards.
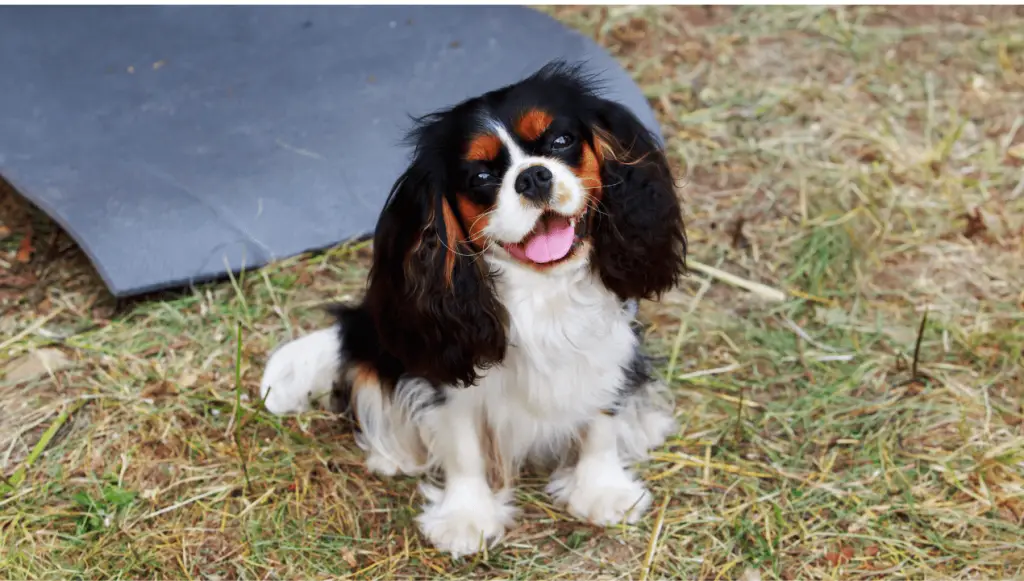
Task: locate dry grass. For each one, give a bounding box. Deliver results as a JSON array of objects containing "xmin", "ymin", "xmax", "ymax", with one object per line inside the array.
[{"xmin": 2, "ymin": 6, "xmax": 1024, "ymax": 579}]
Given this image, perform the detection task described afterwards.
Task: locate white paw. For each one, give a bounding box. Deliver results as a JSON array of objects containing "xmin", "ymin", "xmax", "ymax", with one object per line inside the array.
[
  {"xmin": 614, "ymin": 383, "xmax": 678, "ymax": 462},
  {"xmin": 632, "ymin": 405, "xmax": 677, "ymax": 454},
  {"xmin": 365, "ymin": 452, "xmax": 402, "ymax": 476},
  {"xmin": 416, "ymin": 482, "xmax": 516, "ymax": 558},
  {"xmin": 259, "ymin": 327, "xmax": 341, "ymax": 415},
  {"xmin": 547, "ymin": 463, "xmax": 652, "ymax": 526},
  {"xmin": 364, "ymin": 451, "xmax": 428, "ymax": 478}
]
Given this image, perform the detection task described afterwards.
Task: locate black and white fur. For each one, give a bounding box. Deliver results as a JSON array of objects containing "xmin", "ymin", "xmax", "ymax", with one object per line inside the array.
[{"xmin": 259, "ymin": 62, "xmax": 687, "ymax": 557}]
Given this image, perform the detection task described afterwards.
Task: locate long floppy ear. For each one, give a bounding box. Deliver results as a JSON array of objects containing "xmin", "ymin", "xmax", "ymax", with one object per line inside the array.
[
  {"xmin": 363, "ymin": 163, "xmax": 507, "ymax": 388},
  {"xmin": 589, "ymin": 99, "xmax": 688, "ymax": 301}
]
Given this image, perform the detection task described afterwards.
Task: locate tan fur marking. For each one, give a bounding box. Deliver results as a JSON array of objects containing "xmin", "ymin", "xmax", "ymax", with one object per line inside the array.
[
  {"xmin": 594, "ymin": 129, "xmax": 652, "ymax": 167},
  {"xmin": 348, "ymin": 364, "xmax": 379, "ymax": 396},
  {"xmin": 466, "ymin": 133, "xmax": 501, "ymax": 162},
  {"xmin": 440, "ymin": 199, "xmax": 464, "ymax": 286},
  {"xmin": 480, "ymin": 417, "xmax": 512, "ymax": 492},
  {"xmin": 579, "ymin": 140, "xmax": 607, "ymax": 235},
  {"xmin": 456, "ymin": 195, "xmax": 490, "ymax": 250},
  {"xmin": 516, "ymin": 109, "xmax": 554, "ymax": 141},
  {"xmin": 593, "ymin": 131, "xmax": 615, "ymax": 163},
  {"xmin": 345, "ymin": 363, "xmax": 381, "ymax": 418},
  {"xmin": 555, "ymin": 184, "xmax": 572, "ymax": 207},
  {"xmin": 575, "ymin": 142, "xmax": 604, "ymax": 202},
  {"xmin": 346, "ymin": 363, "xmax": 429, "ymax": 467}
]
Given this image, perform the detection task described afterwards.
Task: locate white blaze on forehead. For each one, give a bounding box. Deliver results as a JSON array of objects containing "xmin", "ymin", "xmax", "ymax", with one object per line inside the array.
[{"xmin": 489, "ymin": 121, "xmax": 527, "ymax": 164}]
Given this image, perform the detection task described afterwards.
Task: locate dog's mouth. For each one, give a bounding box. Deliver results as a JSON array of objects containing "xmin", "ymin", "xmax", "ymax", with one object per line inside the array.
[{"xmin": 503, "ymin": 210, "xmax": 587, "ymax": 266}]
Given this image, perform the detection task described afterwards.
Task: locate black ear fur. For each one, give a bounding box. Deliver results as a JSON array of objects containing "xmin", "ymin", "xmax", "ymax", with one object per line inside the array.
[
  {"xmin": 590, "ymin": 99, "xmax": 688, "ymax": 301},
  {"xmin": 363, "ymin": 163, "xmax": 507, "ymax": 388}
]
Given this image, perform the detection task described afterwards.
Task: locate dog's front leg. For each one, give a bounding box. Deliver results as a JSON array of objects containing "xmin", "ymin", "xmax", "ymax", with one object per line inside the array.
[
  {"xmin": 416, "ymin": 401, "xmax": 516, "ymax": 558},
  {"xmin": 546, "ymin": 413, "xmax": 653, "ymax": 526}
]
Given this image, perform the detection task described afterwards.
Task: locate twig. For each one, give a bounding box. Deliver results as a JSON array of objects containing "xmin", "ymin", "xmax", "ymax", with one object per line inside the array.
[
  {"xmin": 639, "ymin": 493, "xmax": 671, "ymax": 581},
  {"xmin": 782, "ymin": 316, "xmax": 850, "ymax": 355},
  {"xmin": 136, "ymin": 486, "xmax": 233, "ymax": 523},
  {"xmin": 733, "ymin": 388, "xmax": 746, "ymax": 446},
  {"xmin": 687, "ymin": 260, "xmax": 786, "ymax": 302},
  {"xmin": 234, "ymin": 487, "xmax": 277, "ymax": 520},
  {"xmin": 676, "ymin": 363, "xmax": 742, "ymax": 381},
  {"xmin": 229, "ymin": 320, "xmax": 252, "ymax": 494},
  {"xmin": 911, "ymin": 307, "xmax": 929, "ymax": 381}
]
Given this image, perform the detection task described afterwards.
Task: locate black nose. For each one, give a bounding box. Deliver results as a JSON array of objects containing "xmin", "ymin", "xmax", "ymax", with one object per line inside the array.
[{"xmin": 514, "ymin": 166, "xmax": 553, "ymax": 201}]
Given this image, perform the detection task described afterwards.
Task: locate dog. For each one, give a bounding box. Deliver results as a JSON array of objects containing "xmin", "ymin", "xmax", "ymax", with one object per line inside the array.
[{"xmin": 259, "ymin": 61, "xmax": 687, "ymax": 557}]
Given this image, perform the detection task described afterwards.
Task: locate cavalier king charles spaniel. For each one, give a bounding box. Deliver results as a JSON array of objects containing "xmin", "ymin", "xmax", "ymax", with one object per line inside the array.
[{"xmin": 259, "ymin": 61, "xmax": 687, "ymax": 557}]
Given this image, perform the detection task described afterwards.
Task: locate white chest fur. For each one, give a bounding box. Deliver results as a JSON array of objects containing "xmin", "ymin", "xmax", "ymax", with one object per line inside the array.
[{"xmin": 448, "ymin": 259, "xmax": 638, "ymax": 462}]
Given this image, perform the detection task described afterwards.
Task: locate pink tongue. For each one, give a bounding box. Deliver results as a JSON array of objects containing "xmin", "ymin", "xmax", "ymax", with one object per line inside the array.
[{"xmin": 518, "ymin": 216, "xmax": 575, "ymax": 263}]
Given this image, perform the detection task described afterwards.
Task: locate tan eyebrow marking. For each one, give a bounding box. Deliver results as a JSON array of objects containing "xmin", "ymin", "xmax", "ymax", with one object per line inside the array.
[
  {"xmin": 515, "ymin": 109, "xmax": 553, "ymax": 142},
  {"xmin": 466, "ymin": 133, "xmax": 501, "ymax": 161}
]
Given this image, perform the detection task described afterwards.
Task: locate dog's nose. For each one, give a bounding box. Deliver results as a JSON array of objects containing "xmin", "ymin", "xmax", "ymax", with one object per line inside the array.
[{"xmin": 514, "ymin": 166, "xmax": 553, "ymax": 202}]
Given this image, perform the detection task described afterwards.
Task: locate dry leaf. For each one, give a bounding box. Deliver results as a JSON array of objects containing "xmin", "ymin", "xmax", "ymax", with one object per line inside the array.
[
  {"xmin": 15, "ymin": 226, "xmax": 34, "ymax": 263},
  {"xmin": 0, "ymin": 224, "xmax": 11, "ymax": 240},
  {"xmin": 962, "ymin": 208, "xmax": 988, "ymax": 240},
  {"xmin": 730, "ymin": 216, "xmax": 750, "ymax": 250},
  {"xmin": 0, "ymin": 272, "xmax": 38, "ymax": 289},
  {"xmin": 3, "ymin": 348, "xmax": 73, "ymax": 384},
  {"xmin": 825, "ymin": 546, "xmax": 855, "ymax": 567},
  {"xmin": 864, "ymin": 545, "xmax": 880, "ymax": 557},
  {"xmin": 1008, "ymin": 143, "xmax": 1024, "ymax": 161},
  {"xmin": 738, "ymin": 568, "xmax": 762, "ymax": 581},
  {"xmin": 140, "ymin": 380, "xmax": 178, "ymax": 400},
  {"xmin": 179, "ymin": 372, "xmax": 199, "ymax": 390},
  {"xmin": 340, "ymin": 548, "xmax": 358, "ymax": 568},
  {"xmin": 36, "ymin": 296, "xmax": 53, "ymax": 314}
]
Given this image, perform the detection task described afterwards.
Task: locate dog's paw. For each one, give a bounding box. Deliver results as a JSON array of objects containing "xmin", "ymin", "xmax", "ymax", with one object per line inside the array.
[
  {"xmin": 547, "ymin": 464, "xmax": 652, "ymax": 526},
  {"xmin": 365, "ymin": 452, "xmax": 403, "ymax": 477},
  {"xmin": 259, "ymin": 327, "xmax": 341, "ymax": 415},
  {"xmin": 416, "ymin": 483, "xmax": 515, "ymax": 558}
]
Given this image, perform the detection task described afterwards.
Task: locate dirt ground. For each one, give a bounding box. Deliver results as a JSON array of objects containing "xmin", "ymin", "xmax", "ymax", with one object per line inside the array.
[{"xmin": 2, "ymin": 6, "xmax": 1023, "ymax": 580}]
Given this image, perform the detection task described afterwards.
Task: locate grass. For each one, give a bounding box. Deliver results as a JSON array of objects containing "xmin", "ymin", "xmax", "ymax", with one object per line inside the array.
[{"xmin": 2, "ymin": 6, "xmax": 1023, "ymax": 579}]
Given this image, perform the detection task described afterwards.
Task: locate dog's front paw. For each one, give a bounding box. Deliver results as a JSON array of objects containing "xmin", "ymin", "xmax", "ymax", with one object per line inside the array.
[
  {"xmin": 547, "ymin": 464, "xmax": 652, "ymax": 526},
  {"xmin": 416, "ymin": 483, "xmax": 515, "ymax": 558},
  {"xmin": 259, "ymin": 327, "xmax": 341, "ymax": 415}
]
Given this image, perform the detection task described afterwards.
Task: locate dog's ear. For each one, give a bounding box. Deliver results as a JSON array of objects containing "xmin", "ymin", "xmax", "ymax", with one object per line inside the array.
[
  {"xmin": 588, "ymin": 99, "xmax": 687, "ymax": 301},
  {"xmin": 363, "ymin": 162, "xmax": 507, "ymax": 388}
]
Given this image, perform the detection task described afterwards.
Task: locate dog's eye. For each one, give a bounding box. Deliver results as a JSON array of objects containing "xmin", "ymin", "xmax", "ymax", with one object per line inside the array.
[
  {"xmin": 471, "ymin": 172, "xmax": 495, "ymax": 188},
  {"xmin": 552, "ymin": 134, "xmax": 575, "ymax": 150}
]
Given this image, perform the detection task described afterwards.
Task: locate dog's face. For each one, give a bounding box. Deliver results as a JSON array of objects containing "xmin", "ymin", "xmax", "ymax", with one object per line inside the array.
[
  {"xmin": 363, "ymin": 62, "xmax": 688, "ymax": 387},
  {"xmin": 454, "ymin": 96, "xmax": 603, "ymax": 271}
]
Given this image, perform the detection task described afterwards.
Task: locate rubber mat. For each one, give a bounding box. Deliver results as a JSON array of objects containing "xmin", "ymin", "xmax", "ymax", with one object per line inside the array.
[{"xmin": 0, "ymin": 6, "xmax": 660, "ymax": 297}]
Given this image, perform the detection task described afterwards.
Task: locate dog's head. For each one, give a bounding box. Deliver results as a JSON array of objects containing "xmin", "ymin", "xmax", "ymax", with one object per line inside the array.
[{"xmin": 364, "ymin": 61, "xmax": 687, "ymax": 387}]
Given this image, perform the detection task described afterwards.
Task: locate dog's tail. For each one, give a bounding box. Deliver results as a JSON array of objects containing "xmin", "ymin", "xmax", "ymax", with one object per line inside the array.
[{"xmin": 259, "ymin": 325, "xmax": 343, "ymax": 415}]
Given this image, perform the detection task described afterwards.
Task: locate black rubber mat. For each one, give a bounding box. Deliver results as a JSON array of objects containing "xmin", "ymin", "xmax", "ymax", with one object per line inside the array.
[{"xmin": 0, "ymin": 6, "xmax": 660, "ymax": 297}]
